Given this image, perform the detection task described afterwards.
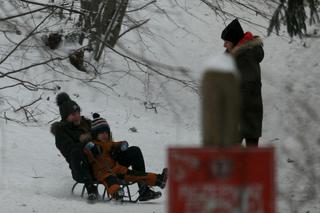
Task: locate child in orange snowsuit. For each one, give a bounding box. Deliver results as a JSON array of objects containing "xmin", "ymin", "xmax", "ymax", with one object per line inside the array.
[{"xmin": 83, "ymin": 113, "xmax": 168, "ymax": 200}]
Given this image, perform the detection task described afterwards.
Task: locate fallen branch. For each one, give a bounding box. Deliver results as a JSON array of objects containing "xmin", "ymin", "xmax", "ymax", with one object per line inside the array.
[
  {"xmin": 0, "ymin": 9, "xmax": 55, "ymax": 65},
  {"xmin": 19, "ymin": 0, "xmax": 84, "ymax": 15},
  {"xmin": 127, "ymin": 0, "xmax": 157, "ymax": 13},
  {"xmin": 0, "ymin": 6, "xmax": 48, "ymax": 22},
  {"xmin": 92, "ymin": 35, "xmax": 198, "ymax": 93},
  {"xmin": 0, "ymin": 57, "xmax": 67, "ymax": 78},
  {"xmin": 118, "ymin": 19, "xmax": 149, "ymax": 39},
  {"xmin": 1, "ymin": 112, "xmax": 27, "ymax": 126},
  {"xmin": 14, "ymin": 96, "xmax": 42, "ymax": 113}
]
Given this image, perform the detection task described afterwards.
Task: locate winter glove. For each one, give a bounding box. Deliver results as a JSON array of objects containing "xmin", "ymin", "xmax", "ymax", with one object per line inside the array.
[
  {"xmin": 84, "ymin": 142, "xmax": 102, "ymax": 157},
  {"xmin": 110, "ymin": 141, "xmax": 129, "ymax": 160},
  {"xmin": 120, "ymin": 141, "xmax": 129, "ymax": 151}
]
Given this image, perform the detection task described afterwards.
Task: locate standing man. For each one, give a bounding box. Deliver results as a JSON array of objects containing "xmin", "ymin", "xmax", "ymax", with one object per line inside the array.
[{"xmin": 221, "ymin": 19, "xmax": 264, "ymax": 146}]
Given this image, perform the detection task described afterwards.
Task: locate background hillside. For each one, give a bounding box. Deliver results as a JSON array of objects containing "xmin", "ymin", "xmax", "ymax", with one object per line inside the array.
[{"xmin": 1, "ymin": 1, "xmax": 320, "ymax": 212}]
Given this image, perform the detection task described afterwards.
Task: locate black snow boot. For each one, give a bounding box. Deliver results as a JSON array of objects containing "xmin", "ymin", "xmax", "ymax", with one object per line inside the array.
[
  {"xmin": 85, "ymin": 183, "xmax": 99, "ymax": 202},
  {"xmin": 113, "ymin": 188, "xmax": 125, "ymax": 201},
  {"xmin": 138, "ymin": 184, "xmax": 161, "ymax": 202},
  {"xmin": 156, "ymin": 168, "xmax": 168, "ymax": 189}
]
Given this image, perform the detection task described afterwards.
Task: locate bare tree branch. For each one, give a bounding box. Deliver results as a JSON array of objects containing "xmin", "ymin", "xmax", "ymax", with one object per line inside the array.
[
  {"xmin": 118, "ymin": 19, "xmax": 150, "ymax": 39},
  {"xmin": 199, "ymin": 0, "xmax": 269, "ymax": 31},
  {"xmin": 0, "ymin": 6, "xmax": 48, "ymax": 22},
  {"xmin": 19, "ymin": 0, "xmax": 85, "ymax": 15},
  {"xmin": 127, "ymin": 0, "xmax": 157, "ymax": 13},
  {"xmin": 0, "ymin": 9, "xmax": 55, "ymax": 65},
  {"xmin": 0, "ymin": 56, "xmax": 67, "ymax": 78},
  {"xmin": 14, "ymin": 96, "xmax": 42, "ymax": 113},
  {"xmin": 1, "ymin": 112, "xmax": 27, "ymax": 126}
]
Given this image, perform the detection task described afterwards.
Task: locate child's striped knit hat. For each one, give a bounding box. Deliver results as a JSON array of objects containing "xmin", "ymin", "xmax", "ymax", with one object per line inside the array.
[{"xmin": 91, "ymin": 113, "xmax": 110, "ymax": 134}]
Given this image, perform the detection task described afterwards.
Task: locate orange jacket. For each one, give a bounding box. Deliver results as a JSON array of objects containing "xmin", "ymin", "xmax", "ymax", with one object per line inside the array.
[
  {"xmin": 85, "ymin": 140, "xmax": 127, "ymax": 181},
  {"xmin": 93, "ymin": 139, "xmax": 123, "ymax": 168},
  {"xmin": 84, "ymin": 139, "xmax": 158, "ymax": 191}
]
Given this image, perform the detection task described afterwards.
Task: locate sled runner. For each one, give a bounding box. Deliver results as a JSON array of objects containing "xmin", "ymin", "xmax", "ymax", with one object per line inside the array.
[{"xmin": 71, "ymin": 180, "xmax": 160, "ymax": 203}]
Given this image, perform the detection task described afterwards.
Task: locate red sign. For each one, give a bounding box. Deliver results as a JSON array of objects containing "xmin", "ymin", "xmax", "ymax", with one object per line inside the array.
[{"xmin": 168, "ymin": 147, "xmax": 275, "ymax": 213}]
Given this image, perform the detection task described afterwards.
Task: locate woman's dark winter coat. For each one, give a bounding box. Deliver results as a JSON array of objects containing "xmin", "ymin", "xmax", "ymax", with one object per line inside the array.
[
  {"xmin": 51, "ymin": 116, "xmax": 94, "ymax": 183},
  {"xmin": 231, "ymin": 36, "xmax": 264, "ymax": 139},
  {"xmin": 51, "ymin": 116, "xmax": 91, "ymax": 163}
]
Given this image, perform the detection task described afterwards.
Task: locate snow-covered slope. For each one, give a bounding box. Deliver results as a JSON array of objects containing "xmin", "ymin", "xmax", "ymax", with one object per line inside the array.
[{"xmin": 1, "ymin": 1, "xmax": 320, "ymax": 212}]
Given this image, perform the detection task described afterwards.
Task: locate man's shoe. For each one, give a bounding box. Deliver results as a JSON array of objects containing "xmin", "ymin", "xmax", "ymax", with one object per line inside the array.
[
  {"xmin": 157, "ymin": 168, "xmax": 168, "ymax": 189},
  {"xmin": 113, "ymin": 188, "xmax": 125, "ymax": 201},
  {"xmin": 86, "ymin": 183, "xmax": 99, "ymax": 202},
  {"xmin": 87, "ymin": 192, "xmax": 98, "ymax": 202},
  {"xmin": 138, "ymin": 187, "xmax": 161, "ymax": 201}
]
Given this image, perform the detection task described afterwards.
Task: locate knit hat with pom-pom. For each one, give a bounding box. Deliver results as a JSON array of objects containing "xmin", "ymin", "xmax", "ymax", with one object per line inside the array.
[
  {"xmin": 56, "ymin": 92, "xmax": 80, "ymax": 120},
  {"xmin": 91, "ymin": 113, "xmax": 110, "ymax": 139}
]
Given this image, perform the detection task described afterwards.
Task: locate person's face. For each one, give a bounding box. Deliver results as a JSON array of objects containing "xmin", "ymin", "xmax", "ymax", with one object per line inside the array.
[
  {"xmin": 66, "ymin": 111, "xmax": 81, "ymax": 125},
  {"xmin": 97, "ymin": 131, "xmax": 110, "ymax": 142},
  {"xmin": 224, "ymin": 40, "xmax": 234, "ymax": 52}
]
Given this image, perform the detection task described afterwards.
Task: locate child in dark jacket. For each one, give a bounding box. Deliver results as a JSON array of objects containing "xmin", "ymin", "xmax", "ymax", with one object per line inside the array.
[{"xmin": 83, "ymin": 113, "xmax": 168, "ymax": 201}]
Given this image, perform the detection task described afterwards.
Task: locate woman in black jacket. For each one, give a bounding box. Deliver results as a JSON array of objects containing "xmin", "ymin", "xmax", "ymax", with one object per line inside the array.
[
  {"xmin": 221, "ymin": 19, "xmax": 264, "ymax": 147},
  {"xmin": 51, "ymin": 92, "xmax": 98, "ymax": 200}
]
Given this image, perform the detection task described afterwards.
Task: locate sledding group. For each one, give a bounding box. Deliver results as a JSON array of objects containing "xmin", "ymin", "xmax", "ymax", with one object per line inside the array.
[
  {"xmin": 50, "ymin": 92, "xmax": 168, "ymax": 202},
  {"xmin": 50, "ymin": 18, "xmax": 264, "ymax": 203}
]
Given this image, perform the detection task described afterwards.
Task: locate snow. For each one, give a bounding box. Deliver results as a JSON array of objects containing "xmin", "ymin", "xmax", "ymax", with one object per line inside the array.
[
  {"xmin": 1, "ymin": 0, "xmax": 320, "ymax": 213},
  {"xmin": 202, "ymin": 53, "xmax": 238, "ymax": 74}
]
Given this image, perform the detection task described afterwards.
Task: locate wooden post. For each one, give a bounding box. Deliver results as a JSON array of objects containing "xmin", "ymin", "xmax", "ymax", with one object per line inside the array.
[{"xmin": 201, "ymin": 70, "xmax": 240, "ymax": 146}]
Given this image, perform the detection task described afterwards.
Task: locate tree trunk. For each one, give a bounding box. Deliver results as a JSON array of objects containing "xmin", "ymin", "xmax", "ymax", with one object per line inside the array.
[
  {"xmin": 80, "ymin": 0, "xmax": 128, "ymax": 61},
  {"xmin": 94, "ymin": 0, "xmax": 129, "ymax": 61}
]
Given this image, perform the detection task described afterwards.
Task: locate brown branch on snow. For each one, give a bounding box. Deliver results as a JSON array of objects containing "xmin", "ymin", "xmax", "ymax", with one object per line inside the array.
[
  {"xmin": 0, "ymin": 83, "xmax": 25, "ymax": 90},
  {"xmin": 116, "ymin": 42, "xmax": 199, "ymax": 91},
  {"xmin": 22, "ymin": 107, "xmax": 38, "ymax": 122},
  {"xmin": 47, "ymin": 116, "xmax": 60, "ymax": 124},
  {"xmin": 232, "ymin": 1, "xmax": 271, "ymax": 20},
  {"xmin": 19, "ymin": 0, "xmax": 84, "ymax": 15},
  {"xmin": 127, "ymin": 0, "xmax": 157, "ymax": 13},
  {"xmin": 44, "ymin": 59, "xmax": 120, "ymax": 96},
  {"xmin": 118, "ymin": 19, "xmax": 150, "ymax": 39},
  {"xmin": 0, "ymin": 6, "xmax": 48, "ymax": 22},
  {"xmin": 14, "ymin": 96, "xmax": 42, "ymax": 113},
  {"xmin": 0, "ymin": 9, "xmax": 56, "ymax": 65},
  {"xmin": 144, "ymin": 101, "xmax": 158, "ymax": 113},
  {"xmin": 0, "ymin": 73, "xmax": 56, "ymax": 91},
  {"xmin": 199, "ymin": 0, "xmax": 269, "ymax": 31},
  {"xmin": 0, "ymin": 57, "xmax": 67, "ymax": 78},
  {"xmin": 83, "ymin": 60, "xmax": 99, "ymax": 75},
  {"xmin": 1, "ymin": 112, "xmax": 27, "ymax": 126},
  {"xmin": 92, "ymin": 35, "xmax": 198, "ymax": 93},
  {"xmin": 0, "ymin": 79, "xmax": 63, "ymax": 91},
  {"xmin": 3, "ymin": 95, "xmax": 43, "ymax": 122},
  {"xmin": 2, "ymin": 76, "xmax": 39, "ymax": 91}
]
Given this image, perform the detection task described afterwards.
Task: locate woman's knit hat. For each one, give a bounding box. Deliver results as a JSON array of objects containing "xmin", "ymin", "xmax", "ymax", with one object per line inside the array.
[
  {"xmin": 56, "ymin": 92, "xmax": 80, "ymax": 120},
  {"xmin": 221, "ymin": 19, "xmax": 244, "ymax": 45}
]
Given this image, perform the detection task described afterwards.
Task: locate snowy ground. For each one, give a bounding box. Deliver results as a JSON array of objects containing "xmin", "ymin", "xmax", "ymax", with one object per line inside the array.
[{"xmin": 1, "ymin": 1, "xmax": 320, "ymax": 213}]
